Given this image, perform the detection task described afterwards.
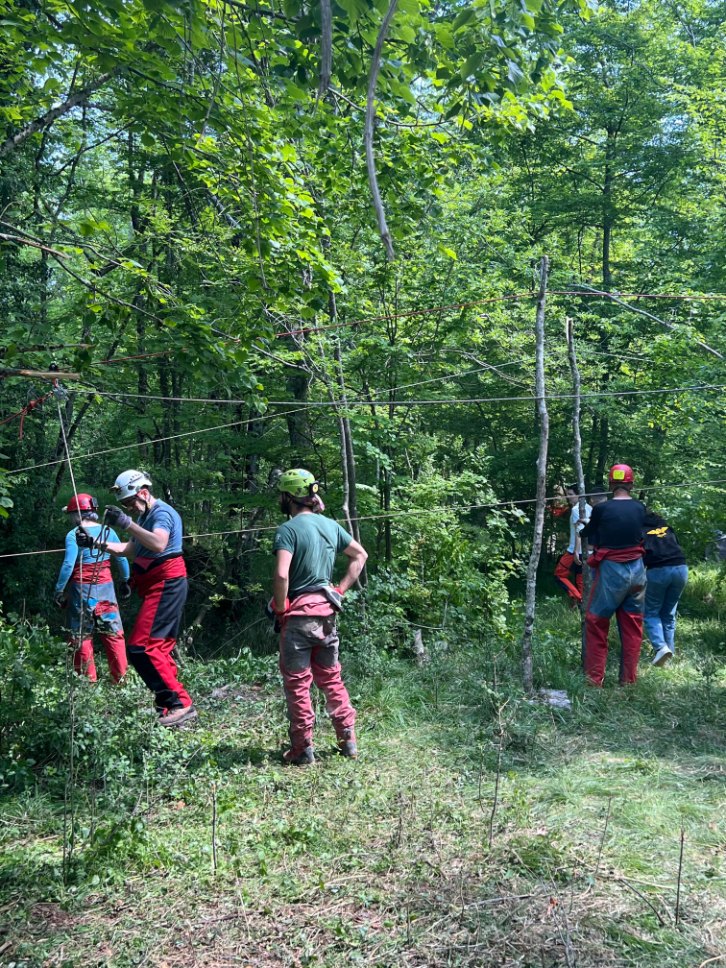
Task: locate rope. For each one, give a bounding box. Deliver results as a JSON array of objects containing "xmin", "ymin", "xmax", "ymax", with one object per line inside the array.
[
  {"xmin": 86, "ymin": 356, "xmax": 533, "ymax": 406},
  {"xmin": 4, "ymin": 475, "xmax": 726, "ymax": 561},
  {"xmin": 4, "ymin": 287, "xmax": 726, "ymax": 378},
  {"xmin": 5, "ymin": 383, "xmax": 725, "ymax": 480},
  {"xmin": 34, "ymin": 378, "xmax": 726, "ymax": 413},
  {"xmin": 54, "ymin": 386, "xmax": 86, "ymax": 661},
  {"xmin": 270, "ymin": 288, "xmax": 726, "ymax": 340},
  {"xmin": 0, "ymin": 389, "xmax": 55, "ymax": 437},
  {"xmin": 5, "ymin": 405, "xmax": 309, "ymax": 477},
  {"xmin": 255, "ymin": 382, "xmax": 726, "ymax": 409}
]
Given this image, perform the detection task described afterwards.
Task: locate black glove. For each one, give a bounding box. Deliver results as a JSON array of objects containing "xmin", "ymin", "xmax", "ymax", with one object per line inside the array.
[
  {"xmin": 54, "ymin": 591, "xmax": 67, "ymax": 610},
  {"xmin": 118, "ymin": 581, "xmax": 132, "ymax": 601},
  {"xmin": 75, "ymin": 527, "xmax": 98, "ymax": 549},
  {"xmin": 105, "ymin": 506, "xmax": 132, "ymax": 530}
]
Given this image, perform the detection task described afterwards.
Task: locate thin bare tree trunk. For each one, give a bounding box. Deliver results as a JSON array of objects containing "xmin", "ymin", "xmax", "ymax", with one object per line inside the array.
[
  {"xmin": 365, "ymin": 0, "xmax": 398, "ymax": 260},
  {"xmin": 566, "ymin": 317, "xmax": 591, "ymax": 666},
  {"xmin": 521, "ymin": 256, "xmax": 550, "ymax": 694},
  {"xmin": 334, "ymin": 343, "xmax": 362, "ymax": 541},
  {"xmin": 318, "ymin": 0, "xmax": 333, "ymax": 97}
]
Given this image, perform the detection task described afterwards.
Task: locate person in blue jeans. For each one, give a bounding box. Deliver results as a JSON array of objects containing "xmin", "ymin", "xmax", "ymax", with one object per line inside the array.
[{"xmin": 643, "ymin": 510, "xmax": 688, "ymax": 667}]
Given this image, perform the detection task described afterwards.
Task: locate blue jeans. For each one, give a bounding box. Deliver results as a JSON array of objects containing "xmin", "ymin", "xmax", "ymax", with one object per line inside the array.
[{"xmin": 643, "ymin": 565, "xmax": 688, "ymax": 654}]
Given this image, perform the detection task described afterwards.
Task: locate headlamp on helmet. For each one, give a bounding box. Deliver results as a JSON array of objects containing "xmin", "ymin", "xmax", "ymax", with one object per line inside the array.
[
  {"xmin": 277, "ymin": 468, "xmax": 320, "ymax": 502},
  {"xmin": 63, "ymin": 493, "xmax": 98, "ymax": 514},
  {"xmin": 111, "ymin": 469, "xmax": 153, "ymax": 502}
]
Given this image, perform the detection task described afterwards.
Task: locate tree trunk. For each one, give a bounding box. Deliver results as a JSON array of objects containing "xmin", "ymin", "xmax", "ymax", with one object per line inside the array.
[
  {"xmin": 284, "ymin": 335, "xmax": 314, "ymax": 457},
  {"xmin": 521, "ymin": 256, "xmax": 550, "ymax": 694},
  {"xmin": 595, "ymin": 412, "xmax": 609, "ymax": 491},
  {"xmin": 585, "ymin": 413, "xmax": 598, "ymax": 487},
  {"xmin": 566, "ymin": 317, "xmax": 591, "ymax": 666}
]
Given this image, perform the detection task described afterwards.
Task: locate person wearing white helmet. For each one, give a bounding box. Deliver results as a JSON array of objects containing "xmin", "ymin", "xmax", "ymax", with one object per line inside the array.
[{"xmin": 77, "ymin": 469, "xmax": 196, "ymax": 727}]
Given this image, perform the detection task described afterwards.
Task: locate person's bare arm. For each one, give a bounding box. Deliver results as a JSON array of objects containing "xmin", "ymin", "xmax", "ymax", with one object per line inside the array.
[
  {"xmin": 125, "ymin": 523, "xmax": 169, "ymax": 554},
  {"xmin": 338, "ymin": 539, "xmax": 368, "ymax": 593},
  {"xmin": 103, "ymin": 538, "xmax": 134, "ymax": 559},
  {"xmin": 96, "ymin": 524, "xmax": 168, "ymax": 559},
  {"xmin": 273, "ymin": 549, "xmax": 293, "ymax": 612}
]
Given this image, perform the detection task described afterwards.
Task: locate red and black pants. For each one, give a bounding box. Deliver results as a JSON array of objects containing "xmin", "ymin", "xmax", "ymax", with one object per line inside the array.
[{"xmin": 128, "ymin": 557, "xmax": 191, "ymax": 712}]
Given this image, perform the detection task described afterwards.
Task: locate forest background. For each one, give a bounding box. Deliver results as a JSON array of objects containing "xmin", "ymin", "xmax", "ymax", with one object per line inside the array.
[
  {"xmin": 3, "ymin": 0, "xmax": 726, "ymax": 642},
  {"xmin": 0, "ymin": 1, "xmax": 725, "ymax": 965}
]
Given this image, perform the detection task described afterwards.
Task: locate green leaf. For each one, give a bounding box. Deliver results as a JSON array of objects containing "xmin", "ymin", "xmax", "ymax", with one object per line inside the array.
[
  {"xmin": 452, "ymin": 7, "xmax": 476, "ymax": 31},
  {"xmin": 461, "ymin": 52, "xmax": 485, "ymax": 80}
]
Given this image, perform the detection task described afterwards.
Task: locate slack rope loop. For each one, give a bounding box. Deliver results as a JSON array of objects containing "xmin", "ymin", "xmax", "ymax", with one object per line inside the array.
[
  {"xmin": 0, "ymin": 389, "xmax": 55, "ymax": 437},
  {"xmin": 4, "ymin": 475, "xmax": 726, "ymax": 561}
]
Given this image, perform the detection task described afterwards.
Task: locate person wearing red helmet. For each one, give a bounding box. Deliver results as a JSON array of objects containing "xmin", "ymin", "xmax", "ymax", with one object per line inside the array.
[
  {"xmin": 54, "ymin": 493, "xmax": 131, "ymax": 683},
  {"xmin": 580, "ymin": 464, "xmax": 647, "ymax": 686}
]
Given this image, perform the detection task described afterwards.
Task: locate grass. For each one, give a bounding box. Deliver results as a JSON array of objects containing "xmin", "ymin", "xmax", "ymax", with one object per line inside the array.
[{"xmin": 0, "ymin": 580, "xmax": 724, "ymax": 967}]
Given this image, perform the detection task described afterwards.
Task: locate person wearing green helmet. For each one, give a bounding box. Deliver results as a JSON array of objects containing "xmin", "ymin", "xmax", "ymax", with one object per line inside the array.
[{"xmin": 270, "ymin": 468, "xmax": 368, "ymax": 765}]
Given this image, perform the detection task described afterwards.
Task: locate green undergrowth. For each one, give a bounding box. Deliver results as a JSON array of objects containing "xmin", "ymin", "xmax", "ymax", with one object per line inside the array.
[{"xmin": 0, "ymin": 579, "xmax": 724, "ymax": 967}]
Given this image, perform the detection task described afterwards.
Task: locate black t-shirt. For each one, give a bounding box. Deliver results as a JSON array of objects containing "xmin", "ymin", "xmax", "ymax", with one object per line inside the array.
[
  {"xmin": 582, "ymin": 499, "xmax": 647, "ymax": 549},
  {"xmin": 643, "ymin": 513, "xmax": 686, "ymax": 569}
]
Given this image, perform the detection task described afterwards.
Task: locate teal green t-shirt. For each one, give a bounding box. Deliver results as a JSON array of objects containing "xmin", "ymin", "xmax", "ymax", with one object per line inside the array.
[{"xmin": 273, "ymin": 513, "xmax": 353, "ymax": 594}]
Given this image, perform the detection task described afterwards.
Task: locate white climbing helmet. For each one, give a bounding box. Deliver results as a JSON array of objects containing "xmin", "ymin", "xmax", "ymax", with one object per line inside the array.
[{"xmin": 111, "ymin": 469, "xmax": 152, "ymax": 501}]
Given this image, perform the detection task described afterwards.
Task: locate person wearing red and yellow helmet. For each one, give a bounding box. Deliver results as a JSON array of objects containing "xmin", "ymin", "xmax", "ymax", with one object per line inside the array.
[{"xmin": 580, "ymin": 464, "xmax": 647, "ymax": 686}]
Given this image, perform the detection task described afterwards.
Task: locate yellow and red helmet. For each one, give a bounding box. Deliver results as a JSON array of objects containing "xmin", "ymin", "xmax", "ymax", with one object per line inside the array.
[{"xmin": 609, "ymin": 464, "xmax": 634, "ymax": 486}]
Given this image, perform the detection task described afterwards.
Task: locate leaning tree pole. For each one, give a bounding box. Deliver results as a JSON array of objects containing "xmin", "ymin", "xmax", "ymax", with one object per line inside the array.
[{"xmin": 521, "ymin": 256, "xmax": 550, "ymax": 694}]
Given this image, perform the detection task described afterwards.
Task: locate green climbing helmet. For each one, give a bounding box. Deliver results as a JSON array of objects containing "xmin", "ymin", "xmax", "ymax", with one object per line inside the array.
[{"xmin": 278, "ymin": 468, "xmax": 320, "ymax": 500}]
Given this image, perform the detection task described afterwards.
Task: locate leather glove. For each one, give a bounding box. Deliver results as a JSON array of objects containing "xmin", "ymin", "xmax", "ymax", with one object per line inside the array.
[
  {"xmin": 118, "ymin": 581, "xmax": 132, "ymax": 601},
  {"xmin": 328, "ymin": 586, "xmax": 345, "ymax": 611},
  {"xmin": 266, "ymin": 597, "xmax": 289, "ymax": 633},
  {"xmin": 105, "ymin": 506, "xmax": 132, "ymax": 530},
  {"xmin": 54, "ymin": 591, "xmax": 67, "ymax": 610},
  {"xmin": 267, "ymin": 596, "xmax": 290, "ymax": 617},
  {"xmin": 75, "ymin": 527, "xmax": 98, "ymax": 549}
]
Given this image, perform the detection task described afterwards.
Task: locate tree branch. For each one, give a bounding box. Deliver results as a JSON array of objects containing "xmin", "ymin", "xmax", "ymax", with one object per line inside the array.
[
  {"xmin": 0, "ymin": 71, "xmax": 118, "ymax": 158},
  {"xmin": 365, "ymin": 0, "xmax": 398, "ymax": 261}
]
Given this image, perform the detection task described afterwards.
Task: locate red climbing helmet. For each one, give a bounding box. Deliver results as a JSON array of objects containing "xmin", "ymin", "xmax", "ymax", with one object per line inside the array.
[
  {"xmin": 63, "ymin": 493, "xmax": 98, "ymax": 514},
  {"xmin": 608, "ymin": 464, "xmax": 634, "ymax": 487}
]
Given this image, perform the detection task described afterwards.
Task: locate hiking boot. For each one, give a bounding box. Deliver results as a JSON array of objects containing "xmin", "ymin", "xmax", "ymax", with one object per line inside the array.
[
  {"xmin": 159, "ymin": 704, "xmax": 198, "ymax": 727},
  {"xmin": 283, "ymin": 746, "xmax": 315, "ymax": 766},
  {"xmin": 337, "ymin": 728, "xmax": 358, "ymax": 759},
  {"xmin": 652, "ymin": 646, "xmax": 674, "ymax": 667}
]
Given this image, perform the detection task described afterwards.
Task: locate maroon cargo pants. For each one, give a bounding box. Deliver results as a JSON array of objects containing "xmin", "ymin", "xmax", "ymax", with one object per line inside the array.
[{"xmin": 279, "ymin": 614, "xmax": 356, "ymax": 754}]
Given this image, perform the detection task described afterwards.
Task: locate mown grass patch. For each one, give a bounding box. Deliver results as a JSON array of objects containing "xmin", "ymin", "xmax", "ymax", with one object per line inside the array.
[{"xmin": 0, "ymin": 582, "xmax": 724, "ymax": 966}]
